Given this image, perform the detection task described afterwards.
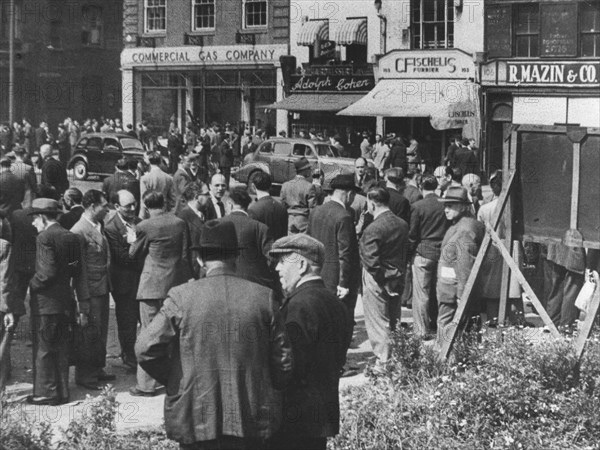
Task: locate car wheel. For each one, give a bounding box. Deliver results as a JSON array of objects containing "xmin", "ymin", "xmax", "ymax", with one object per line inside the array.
[{"xmin": 73, "ymin": 160, "xmax": 88, "ymax": 180}]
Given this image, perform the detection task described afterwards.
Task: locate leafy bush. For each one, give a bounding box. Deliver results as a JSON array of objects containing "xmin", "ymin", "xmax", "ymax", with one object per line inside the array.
[
  {"xmin": 0, "ymin": 395, "xmax": 53, "ymax": 450},
  {"xmin": 331, "ymin": 327, "xmax": 600, "ymax": 450}
]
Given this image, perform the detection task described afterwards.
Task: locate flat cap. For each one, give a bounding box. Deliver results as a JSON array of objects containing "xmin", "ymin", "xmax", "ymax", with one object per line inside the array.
[{"xmin": 269, "ymin": 234, "xmax": 325, "ymax": 266}]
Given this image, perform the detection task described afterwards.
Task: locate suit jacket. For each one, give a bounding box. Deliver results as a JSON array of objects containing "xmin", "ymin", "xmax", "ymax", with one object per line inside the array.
[
  {"xmin": 387, "ymin": 187, "xmax": 411, "ymax": 224},
  {"xmin": 173, "ymin": 168, "xmax": 200, "ymax": 215},
  {"xmin": 0, "ymin": 218, "xmax": 18, "ymax": 315},
  {"xmin": 280, "ymin": 176, "xmax": 317, "ymax": 217},
  {"xmin": 307, "ymin": 201, "xmax": 360, "ymax": 293},
  {"xmin": 280, "ymin": 278, "xmax": 347, "ymax": 437},
  {"xmin": 58, "ymin": 205, "xmax": 84, "ymax": 231},
  {"xmin": 139, "ymin": 166, "xmax": 176, "ymax": 218},
  {"xmin": 409, "ymin": 193, "xmax": 448, "ymax": 261},
  {"xmin": 360, "ymin": 211, "xmax": 409, "ymax": 288},
  {"xmin": 0, "ymin": 170, "xmax": 24, "ymax": 216},
  {"xmin": 402, "ymin": 184, "xmax": 423, "ymax": 205},
  {"xmin": 9, "ymin": 208, "xmax": 37, "ymax": 275},
  {"xmin": 41, "ymin": 157, "xmax": 69, "ymax": 196},
  {"xmin": 219, "ymin": 141, "xmax": 234, "ymax": 168},
  {"xmin": 437, "ymin": 215, "xmax": 485, "ymax": 303},
  {"xmin": 102, "ymin": 170, "xmax": 140, "ymax": 205},
  {"xmin": 104, "ymin": 213, "xmax": 142, "ymax": 297},
  {"xmin": 454, "ymin": 147, "xmax": 478, "ymax": 175},
  {"xmin": 10, "ymin": 161, "xmax": 37, "ymax": 207},
  {"xmin": 177, "ymin": 205, "xmax": 205, "ymax": 278},
  {"xmin": 221, "ymin": 211, "xmax": 274, "ymax": 289},
  {"xmin": 135, "ymin": 268, "xmax": 293, "ymax": 443},
  {"xmin": 34, "ymin": 127, "xmax": 47, "ymax": 151},
  {"xmin": 248, "ymin": 196, "xmax": 288, "ymax": 241},
  {"xmin": 71, "ymin": 216, "xmax": 111, "ymax": 297},
  {"xmin": 130, "ymin": 212, "xmax": 191, "ymax": 300},
  {"xmin": 29, "ymin": 222, "xmax": 89, "ymax": 315}
]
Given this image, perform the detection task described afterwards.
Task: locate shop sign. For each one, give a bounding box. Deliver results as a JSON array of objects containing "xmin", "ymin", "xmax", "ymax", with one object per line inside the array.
[
  {"xmin": 305, "ymin": 65, "xmax": 373, "ymax": 76},
  {"xmin": 121, "ymin": 44, "xmax": 287, "ymax": 67},
  {"xmin": 507, "ymin": 62, "xmax": 600, "ymax": 86},
  {"xmin": 378, "ymin": 49, "xmax": 475, "ymax": 79},
  {"xmin": 289, "ymin": 74, "xmax": 374, "ymax": 93}
]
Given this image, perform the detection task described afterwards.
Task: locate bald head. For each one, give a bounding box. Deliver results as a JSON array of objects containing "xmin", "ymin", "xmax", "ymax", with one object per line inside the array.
[
  {"xmin": 115, "ymin": 189, "xmax": 137, "ymax": 221},
  {"xmin": 40, "ymin": 144, "xmax": 53, "ymax": 159},
  {"xmin": 117, "ymin": 189, "xmax": 135, "ymax": 206},
  {"xmin": 210, "ymin": 173, "xmax": 228, "ymax": 200}
]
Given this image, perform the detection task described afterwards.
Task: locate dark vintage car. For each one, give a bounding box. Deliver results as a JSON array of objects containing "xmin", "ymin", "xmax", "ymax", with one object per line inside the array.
[
  {"xmin": 68, "ymin": 132, "xmax": 147, "ymax": 180},
  {"xmin": 233, "ymin": 138, "xmax": 359, "ymax": 188}
]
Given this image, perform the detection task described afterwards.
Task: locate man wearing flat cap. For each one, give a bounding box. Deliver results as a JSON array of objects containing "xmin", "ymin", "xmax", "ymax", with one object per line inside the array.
[
  {"xmin": 27, "ymin": 198, "xmax": 90, "ymax": 405},
  {"xmin": 269, "ymin": 234, "xmax": 348, "ymax": 450},
  {"xmin": 436, "ymin": 186, "xmax": 485, "ymax": 347},
  {"xmin": 136, "ymin": 220, "xmax": 292, "ymax": 449},
  {"xmin": 281, "ymin": 157, "xmax": 318, "ymax": 234},
  {"xmin": 308, "ymin": 173, "xmax": 361, "ymax": 345}
]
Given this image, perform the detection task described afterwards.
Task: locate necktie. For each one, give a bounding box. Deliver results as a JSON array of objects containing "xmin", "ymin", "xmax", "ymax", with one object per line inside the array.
[{"xmin": 217, "ymin": 201, "xmax": 225, "ymax": 217}]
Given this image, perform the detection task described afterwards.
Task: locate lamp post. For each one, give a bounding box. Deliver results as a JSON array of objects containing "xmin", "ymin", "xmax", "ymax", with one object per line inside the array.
[{"xmin": 8, "ymin": 0, "xmax": 15, "ymax": 124}]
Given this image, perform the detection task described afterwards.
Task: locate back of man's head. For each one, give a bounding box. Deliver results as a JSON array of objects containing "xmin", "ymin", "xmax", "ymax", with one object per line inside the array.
[
  {"xmin": 116, "ymin": 158, "xmax": 128, "ymax": 171},
  {"xmin": 64, "ymin": 188, "xmax": 83, "ymax": 207},
  {"xmin": 421, "ymin": 175, "xmax": 438, "ymax": 192},
  {"xmin": 148, "ymin": 152, "xmax": 162, "ymax": 166},
  {"xmin": 143, "ymin": 190, "xmax": 165, "ymax": 210},
  {"xmin": 37, "ymin": 184, "xmax": 59, "ymax": 200},
  {"xmin": 451, "ymin": 167, "xmax": 463, "ymax": 183},
  {"xmin": 385, "ymin": 167, "xmax": 404, "ymax": 186},
  {"xmin": 367, "ymin": 186, "xmax": 390, "ymax": 207},
  {"xmin": 229, "ymin": 187, "xmax": 252, "ymax": 211},
  {"xmin": 252, "ymin": 172, "xmax": 271, "ymax": 192},
  {"xmin": 40, "ymin": 144, "xmax": 52, "ymax": 159}
]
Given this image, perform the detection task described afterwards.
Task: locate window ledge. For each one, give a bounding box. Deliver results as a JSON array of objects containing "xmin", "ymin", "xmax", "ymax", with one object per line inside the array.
[
  {"xmin": 239, "ymin": 28, "xmax": 268, "ymax": 34},
  {"xmin": 188, "ymin": 30, "xmax": 216, "ymax": 35},
  {"xmin": 142, "ymin": 32, "xmax": 167, "ymax": 37}
]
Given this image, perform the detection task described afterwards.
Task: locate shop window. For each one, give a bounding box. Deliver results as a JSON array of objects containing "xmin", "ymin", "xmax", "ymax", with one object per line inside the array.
[
  {"xmin": 411, "ymin": 0, "xmax": 454, "ymax": 49},
  {"xmin": 145, "ymin": 0, "xmax": 166, "ymax": 33},
  {"xmin": 244, "ymin": 0, "xmax": 267, "ymax": 28},
  {"xmin": 581, "ymin": 2, "xmax": 600, "ymax": 57},
  {"xmin": 0, "ymin": 0, "xmax": 22, "ymax": 41},
  {"xmin": 345, "ymin": 44, "xmax": 367, "ymax": 66},
  {"xmin": 82, "ymin": 5, "xmax": 103, "ymax": 46},
  {"xmin": 514, "ymin": 4, "xmax": 539, "ymax": 57},
  {"xmin": 193, "ymin": 0, "xmax": 215, "ymax": 30}
]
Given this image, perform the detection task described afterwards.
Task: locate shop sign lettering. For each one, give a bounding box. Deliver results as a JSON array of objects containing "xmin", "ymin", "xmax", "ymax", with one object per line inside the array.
[
  {"xmin": 378, "ymin": 50, "xmax": 475, "ymax": 79},
  {"xmin": 122, "ymin": 45, "xmax": 287, "ymax": 67},
  {"xmin": 289, "ymin": 74, "xmax": 374, "ymax": 92},
  {"xmin": 507, "ymin": 62, "xmax": 600, "ymax": 85}
]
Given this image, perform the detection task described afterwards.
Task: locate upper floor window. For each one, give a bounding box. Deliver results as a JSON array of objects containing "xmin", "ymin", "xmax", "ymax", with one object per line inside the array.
[
  {"xmin": 581, "ymin": 2, "xmax": 600, "ymax": 57},
  {"xmin": 411, "ymin": 0, "xmax": 454, "ymax": 49},
  {"xmin": 515, "ymin": 4, "xmax": 539, "ymax": 57},
  {"xmin": 82, "ymin": 5, "xmax": 103, "ymax": 46},
  {"xmin": 193, "ymin": 0, "xmax": 215, "ymax": 30},
  {"xmin": 1, "ymin": 1, "xmax": 22, "ymax": 41},
  {"xmin": 145, "ymin": 0, "xmax": 166, "ymax": 33},
  {"xmin": 244, "ymin": 0, "xmax": 267, "ymax": 28}
]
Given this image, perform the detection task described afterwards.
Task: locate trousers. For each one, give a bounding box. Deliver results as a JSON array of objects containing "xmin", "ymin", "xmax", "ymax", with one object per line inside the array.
[
  {"xmin": 362, "ymin": 268, "xmax": 401, "ymax": 362},
  {"xmin": 31, "ymin": 314, "xmax": 70, "ymax": 401},
  {"xmin": 136, "ymin": 299, "xmax": 163, "ymax": 392},
  {"xmin": 75, "ymin": 294, "xmax": 110, "ymax": 384},
  {"xmin": 411, "ymin": 255, "xmax": 439, "ymax": 337},
  {"xmin": 543, "ymin": 259, "xmax": 584, "ymax": 328},
  {"xmin": 112, "ymin": 289, "xmax": 139, "ymax": 363}
]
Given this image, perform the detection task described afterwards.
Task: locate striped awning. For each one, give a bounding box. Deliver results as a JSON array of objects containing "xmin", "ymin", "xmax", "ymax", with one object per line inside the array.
[
  {"xmin": 335, "ymin": 18, "xmax": 367, "ymax": 46},
  {"xmin": 297, "ymin": 20, "xmax": 329, "ymax": 46}
]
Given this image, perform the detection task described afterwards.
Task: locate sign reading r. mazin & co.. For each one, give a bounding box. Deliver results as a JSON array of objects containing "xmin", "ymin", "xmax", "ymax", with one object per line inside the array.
[{"xmin": 507, "ymin": 62, "xmax": 600, "ymax": 86}]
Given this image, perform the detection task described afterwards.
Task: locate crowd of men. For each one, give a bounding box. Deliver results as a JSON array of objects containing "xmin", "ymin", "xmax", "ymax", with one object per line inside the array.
[{"xmin": 1, "ymin": 121, "xmax": 599, "ymax": 449}]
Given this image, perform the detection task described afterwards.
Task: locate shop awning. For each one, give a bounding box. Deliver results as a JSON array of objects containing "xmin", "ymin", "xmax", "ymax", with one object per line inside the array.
[
  {"xmin": 266, "ymin": 93, "xmax": 366, "ymax": 112},
  {"xmin": 297, "ymin": 20, "xmax": 329, "ymax": 46},
  {"xmin": 335, "ymin": 18, "xmax": 368, "ymax": 46},
  {"xmin": 337, "ymin": 79, "xmax": 480, "ymax": 131}
]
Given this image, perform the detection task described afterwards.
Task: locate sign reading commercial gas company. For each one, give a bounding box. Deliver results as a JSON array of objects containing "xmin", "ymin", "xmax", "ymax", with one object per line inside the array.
[
  {"xmin": 289, "ymin": 74, "xmax": 375, "ymax": 93},
  {"xmin": 121, "ymin": 45, "xmax": 287, "ymax": 67},
  {"xmin": 507, "ymin": 62, "xmax": 600, "ymax": 86},
  {"xmin": 378, "ymin": 50, "xmax": 475, "ymax": 79}
]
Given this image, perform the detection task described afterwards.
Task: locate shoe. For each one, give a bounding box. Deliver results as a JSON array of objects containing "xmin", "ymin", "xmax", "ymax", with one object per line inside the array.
[
  {"xmin": 76, "ymin": 381, "xmax": 103, "ymax": 391},
  {"xmin": 98, "ymin": 372, "xmax": 116, "ymax": 381},
  {"xmin": 122, "ymin": 355, "xmax": 137, "ymax": 371},
  {"xmin": 26, "ymin": 395, "xmax": 60, "ymax": 406},
  {"xmin": 128, "ymin": 386, "xmax": 160, "ymax": 397}
]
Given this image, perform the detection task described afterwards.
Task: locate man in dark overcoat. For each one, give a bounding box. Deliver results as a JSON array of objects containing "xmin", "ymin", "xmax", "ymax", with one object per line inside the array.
[
  {"xmin": 0, "ymin": 156, "xmax": 24, "ymax": 217},
  {"xmin": 248, "ymin": 171, "xmax": 288, "ymax": 241},
  {"xmin": 135, "ymin": 220, "xmax": 293, "ymax": 449},
  {"xmin": 359, "ymin": 186, "xmax": 409, "ymax": 366},
  {"xmin": 269, "ymin": 234, "xmax": 348, "ymax": 450},
  {"xmin": 104, "ymin": 190, "xmax": 143, "ymax": 371},
  {"xmin": 129, "ymin": 190, "xmax": 192, "ymax": 396},
  {"xmin": 40, "ymin": 144, "xmax": 69, "ymax": 197},
  {"xmin": 102, "ymin": 158, "xmax": 140, "ymax": 207},
  {"xmin": 58, "ymin": 188, "xmax": 84, "ymax": 231},
  {"xmin": 307, "ymin": 174, "xmax": 361, "ymax": 344},
  {"xmin": 436, "ymin": 186, "xmax": 485, "ymax": 347},
  {"xmin": 27, "ymin": 198, "xmax": 89, "ymax": 405}
]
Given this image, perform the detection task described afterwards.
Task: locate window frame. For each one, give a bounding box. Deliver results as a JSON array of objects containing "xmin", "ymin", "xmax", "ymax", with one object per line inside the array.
[
  {"xmin": 192, "ymin": 0, "xmax": 216, "ymax": 32},
  {"xmin": 81, "ymin": 4, "xmax": 103, "ymax": 47},
  {"xmin": 411, "ymin": 0, "xmax": 454, "ymax": 50},
  {"xmin": 243, "ymin": 0, "xmax": 268, "ymax": 30},
  {"xmin": 514, "ymin": 3, "xmax": 540, "ymax": 58},
  {"xmin": 144, "ymin": 0, "xmax": 167, "ymax": 34},
  {"xmin": 580, "ymin": 1, "xmax": 600, "ymax": 57},
  {"xmin": 0, "ymin": 0, "xmax": 22, "ymax": 41}
]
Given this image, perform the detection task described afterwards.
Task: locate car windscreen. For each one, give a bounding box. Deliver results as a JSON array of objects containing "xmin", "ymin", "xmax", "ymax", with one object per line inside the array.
[
  {"xmin": 120, "ymin": 138, "xmax": 144, "ymax": 150},
  {"xmin": 316, "ymin": 145, "xmax": 338, "ymax": 158}
]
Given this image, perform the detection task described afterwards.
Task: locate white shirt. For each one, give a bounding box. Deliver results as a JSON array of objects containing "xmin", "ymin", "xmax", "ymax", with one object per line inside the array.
[
  {"xmin": 83, "ymin": 215, "xmax": 102, "ymax": 234},
  {"xmin": 211, "ymin": 195, "xmax": 224, "ymax": 218}
]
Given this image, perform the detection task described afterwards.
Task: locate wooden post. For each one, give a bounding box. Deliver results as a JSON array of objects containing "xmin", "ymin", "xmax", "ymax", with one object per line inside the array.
[
  {"xmin": 439, "ymin": 171, "xmax": 516, "ymax": 360},
  {"xmin": 574, "ymin": 283, "xmax": 600, "ymax": 361}
]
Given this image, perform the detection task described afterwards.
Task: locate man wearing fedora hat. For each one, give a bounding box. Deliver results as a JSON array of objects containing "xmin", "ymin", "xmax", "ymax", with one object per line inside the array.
[
  {"xmin": 136, "ymin": 220, "xmax": 293, "ymax": 449},
  {"xmin": 281, "ymin": 157, "xmax": 317, "ymax": 234},
  {"xmin": 436, "ymin": 186, "xmax": 485, "ymax": 347},
  {"xmin": 308, "ymin": 173, "xmax": 361, "ymax": 345},
  {"xmin": 27, "ymin": 198, "xmax": 90, "ymax": 405},
  {"xmin": 269, "ymin": 234, "xmax": 348, "ymax": 450}
]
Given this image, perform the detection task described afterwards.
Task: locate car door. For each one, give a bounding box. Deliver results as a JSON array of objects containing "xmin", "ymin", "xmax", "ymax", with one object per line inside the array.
[
  {"xmin": 271, "ymin": 141, "xmax": 293, "ymax": 183},
  {"xmin": 86, "ymin": 136, "xmax": 103, "ymax": 173},
  {"xmin": 101, "ymin": 137, "xmax": 122, "ymax": 175}
]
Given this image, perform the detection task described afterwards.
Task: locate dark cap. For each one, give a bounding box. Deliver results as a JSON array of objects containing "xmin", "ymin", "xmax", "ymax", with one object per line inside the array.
[
  {"xmin": 294, "ymin": 157, "xmax": 311, "ymax": 173},
  {"xmin": 438, "ymin": 186, "xmax": 471, "ymax": 204},
  {"xmin": 269, "ymin": 234, "xmax": 325, "ymax": 266},
  {"xmin": 192, "ymin": 220, "xmax": 242, "ymax": 259}
]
